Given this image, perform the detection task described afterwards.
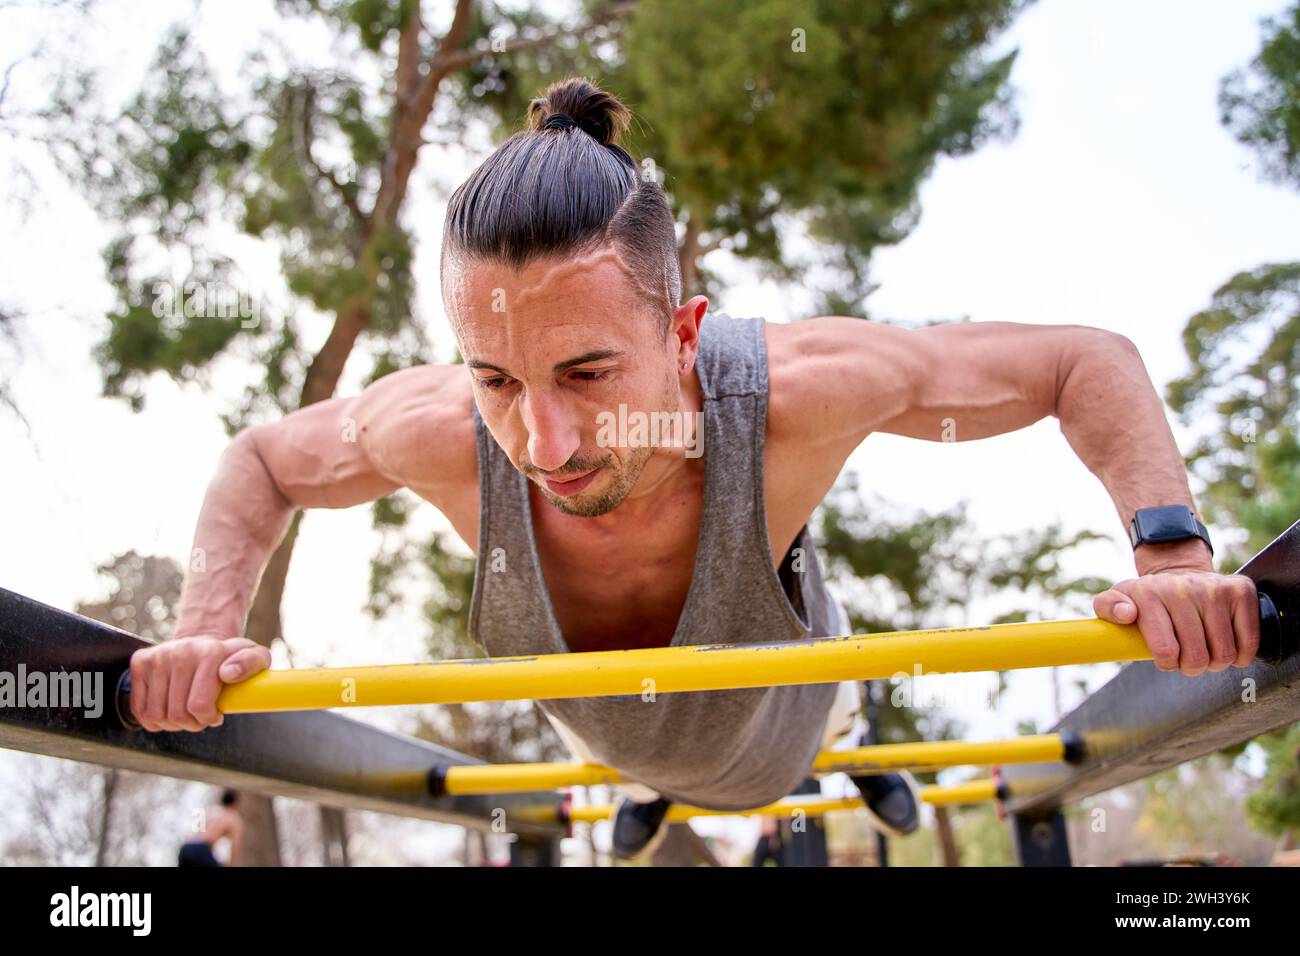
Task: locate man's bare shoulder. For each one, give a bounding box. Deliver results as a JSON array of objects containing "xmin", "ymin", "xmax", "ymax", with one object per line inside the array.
[
  {"xmin": 353, "ymin": 364, "xmax": 477, "ymax": 490},
  {"xmin": 763, "ymin": 317, "xmax": 863, "ymax": 448}
]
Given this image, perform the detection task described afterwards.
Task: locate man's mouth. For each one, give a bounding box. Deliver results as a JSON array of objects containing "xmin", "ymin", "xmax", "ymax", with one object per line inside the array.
[{"xmin": 543, "ymin": 468, "xmax": 599, "ymax": 497}]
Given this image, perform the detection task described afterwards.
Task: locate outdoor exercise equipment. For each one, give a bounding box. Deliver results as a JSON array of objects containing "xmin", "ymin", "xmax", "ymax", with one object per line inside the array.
[
  {"xmin": 519, "ymin": 780, "xmax": 1009, "ymax": 829},
  {"xmin": 115, "ymin": 587, "xmax": 1289, "ymax": 727},
  {"xmin": 426, "ymin": 733, "xmax": 1084, "ymax": 796}
]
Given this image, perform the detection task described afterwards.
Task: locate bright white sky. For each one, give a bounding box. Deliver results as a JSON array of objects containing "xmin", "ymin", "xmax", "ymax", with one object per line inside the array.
[{"xmin": 1, "ymin": 0, "xmax": 1296, "ymax": 862}]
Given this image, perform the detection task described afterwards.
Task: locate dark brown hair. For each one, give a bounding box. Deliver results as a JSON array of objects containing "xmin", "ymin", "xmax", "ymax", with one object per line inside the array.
[{"xmin": 441, "ymin": 77, "xmax": 681, "ymax": 327}]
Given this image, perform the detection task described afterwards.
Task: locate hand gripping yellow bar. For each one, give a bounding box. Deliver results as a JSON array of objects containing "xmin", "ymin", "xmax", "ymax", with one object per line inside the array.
[{"xmin": 117, "ymin": 617, "xmax": 1157, "ymax": 727}]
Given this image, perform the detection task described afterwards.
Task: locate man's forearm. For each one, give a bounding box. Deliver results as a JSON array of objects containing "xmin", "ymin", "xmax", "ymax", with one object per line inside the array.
[
  {"xmin": 1055, "ymin": 333, "xmax": 1213, "ymax": 575},
  {"xmin": 174, "ymin": 431, "xmax": 296, "ymax": 638}
]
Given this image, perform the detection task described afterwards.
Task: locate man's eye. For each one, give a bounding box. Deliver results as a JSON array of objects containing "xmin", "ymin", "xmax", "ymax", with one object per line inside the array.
[
  {"xmin": 477, "ymin": 376, "xmax": 510, "ymax": 390},
  {"xmin": 571, "ymin": 370, "xmax": 611, "ymax": 383}
]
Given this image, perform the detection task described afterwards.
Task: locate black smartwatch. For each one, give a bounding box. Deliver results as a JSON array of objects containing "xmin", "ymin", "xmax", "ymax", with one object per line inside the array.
[{"xmin": 1129, "ymin": 505, "xmax": 1213, "ymax": 557}]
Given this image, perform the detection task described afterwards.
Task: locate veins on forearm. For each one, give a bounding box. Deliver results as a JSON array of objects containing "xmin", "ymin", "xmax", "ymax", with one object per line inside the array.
[{"xmin": 1055, "ymin": 335, "xmax": 1197, "ymax": 533}]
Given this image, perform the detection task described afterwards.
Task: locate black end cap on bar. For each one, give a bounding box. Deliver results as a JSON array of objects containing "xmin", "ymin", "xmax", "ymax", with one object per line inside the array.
[
  {"xmin": 1256, "ymin": 591, "xmax": 1292, "ymax": 664},
  {"xmin": 1060, "ymin": 730, "xmax": 1087, "ymax": 764},
  {"xmin": 115, "ymin": 670, "xmax": 141, "ymax": 731},
  {"xmin": 427, "ymin": 764, "xmax": 449, "ymax": 798}
]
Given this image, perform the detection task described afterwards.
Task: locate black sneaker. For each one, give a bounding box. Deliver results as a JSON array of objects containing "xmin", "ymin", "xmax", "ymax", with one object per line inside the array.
[
  {"xmin": 850, "ymin": 770, "xmax": 920, "ymax": 837},
  {"xmin": 611, "ymin": 795, "xmax": 673, "ymax": 860}
]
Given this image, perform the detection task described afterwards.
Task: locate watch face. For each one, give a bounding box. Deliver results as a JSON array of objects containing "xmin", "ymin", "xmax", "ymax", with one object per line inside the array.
[
  {"xmin": 1133, "ymin": 504, "xmax": 1211, "ymax": 556},
  {"xmin": 1131, "ymin": 505, "xmax": 1208, "ymax": 550}
]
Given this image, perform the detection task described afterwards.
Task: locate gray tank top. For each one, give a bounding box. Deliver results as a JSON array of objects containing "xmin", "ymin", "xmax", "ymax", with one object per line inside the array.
[{"xmin": 467, "ymin": 312, "xmax": 841, "ymax": 810}]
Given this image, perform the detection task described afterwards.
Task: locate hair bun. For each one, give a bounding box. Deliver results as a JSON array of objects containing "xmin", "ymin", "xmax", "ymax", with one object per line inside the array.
[{"xmin": 527, "ymin": 76, "xmax": 631, "ymax": 146}]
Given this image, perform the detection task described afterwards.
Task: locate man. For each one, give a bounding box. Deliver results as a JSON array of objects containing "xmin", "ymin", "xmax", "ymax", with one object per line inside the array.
[
  {"xmin": 177, "ymin": 788, "xmax": 243, "ymax": 867},
  {"xmin": 751, "ymin": 815, "xmax": 786, "ymax": 868},
  {"xmin": 126, "ymin": 78, "xmax": 1262, "ymax": 861}
]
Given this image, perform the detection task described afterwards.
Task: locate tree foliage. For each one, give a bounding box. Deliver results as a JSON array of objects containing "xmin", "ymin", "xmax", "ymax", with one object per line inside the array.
[
  {"xmin": 1220, "ymin": 3, "xmax": 1300, "ymax": 189},
  {"xmin": 1171, "ymin": 2, "xmax": 1300, "ymax": 842}
]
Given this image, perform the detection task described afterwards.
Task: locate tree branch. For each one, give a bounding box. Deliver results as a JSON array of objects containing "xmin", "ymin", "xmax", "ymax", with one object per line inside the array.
[
  {"xmin": 429, "ymin": 1, "xmax": 637, "ymax": 84},
  {"xmin": 290, "ymin": 85, "xmax": 367, "ymax": 230},
  {"xmin": 0, "ymin": 55, "xmax": 27, "ymax": 115}
]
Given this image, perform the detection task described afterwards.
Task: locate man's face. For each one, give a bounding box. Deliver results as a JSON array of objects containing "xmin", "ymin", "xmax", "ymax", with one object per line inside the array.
[{"xmin": 445, "ymin": 245, "xmax": 686, "ymax": 517}]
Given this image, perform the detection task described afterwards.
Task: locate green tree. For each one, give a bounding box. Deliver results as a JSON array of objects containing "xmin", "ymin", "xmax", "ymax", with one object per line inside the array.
[
  {"xmin": 1166, "ymin": 0, "xmax": 1300, "ymax": 848},
  {"xmin": 1220, "ymin": 3, "xmax": 1300, "ymax": 188},
  {"xmin": 1244, "ymin": 724, "xmax": 1300, "ymax": 842},
  {"xmin": 474, "ymin": 0, "xmax": 1030, "ymax": 312}
]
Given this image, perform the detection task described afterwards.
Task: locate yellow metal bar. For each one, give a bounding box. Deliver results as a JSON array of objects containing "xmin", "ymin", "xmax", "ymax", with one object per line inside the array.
[
  {"xmin": 919, "ymin": 779, "xmax": 1002, "ymax": 806},
  {"xmin": 440, "ymin": 734, "xmax": 1066, "ymax": 795},
  {"xmin": 208, "ymin": 618, "xmax": 1149, "ymax": 715},
  {"xmin": 556, "ymin": 780, "xmax": 1002, "ymax": 824},
  {"xmin": 444, "ymin": 762, "xmax": 627, "ymax": 794},
  {"xmin": 810, "ymin": 733, "xmax": 1064, "ymax": 775}
]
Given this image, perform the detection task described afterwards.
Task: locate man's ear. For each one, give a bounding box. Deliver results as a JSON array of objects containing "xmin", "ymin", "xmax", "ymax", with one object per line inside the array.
[
  {"xmin": 670, "ymin": 295, "xmax": 708, "ymax": 357},
  {"xmin": 677, "ymin": 295, "xmax": 708, "ymax": 327}
]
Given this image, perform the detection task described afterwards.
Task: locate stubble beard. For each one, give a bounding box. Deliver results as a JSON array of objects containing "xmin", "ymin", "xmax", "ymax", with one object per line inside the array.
[
  {"xmin": 536, "ymin": 372, "xmax": 680, "ymax": 518},
  {"xmin": 539, "ymin": 443, "xmax": 654, "ymax": 517}
]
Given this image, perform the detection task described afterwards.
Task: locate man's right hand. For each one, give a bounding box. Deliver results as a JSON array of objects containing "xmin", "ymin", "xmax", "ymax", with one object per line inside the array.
[{"xmin": 126, "ymin": 637, "xmax": 271, "ymax": 732}]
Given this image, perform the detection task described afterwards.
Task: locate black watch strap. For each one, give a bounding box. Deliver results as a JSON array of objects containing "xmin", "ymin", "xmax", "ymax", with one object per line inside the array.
[{"xmin": 1129, "ymin": 505, "xmax": 1213, "ymax": 556}]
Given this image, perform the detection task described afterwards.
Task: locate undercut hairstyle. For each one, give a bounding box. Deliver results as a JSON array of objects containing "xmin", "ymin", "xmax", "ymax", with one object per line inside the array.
[{"xmin": 441, "ymin": 76, "xmax": 681, "ymax": 330}]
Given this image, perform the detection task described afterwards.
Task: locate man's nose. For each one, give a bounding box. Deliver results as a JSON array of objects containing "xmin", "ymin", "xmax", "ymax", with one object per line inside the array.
[{"xmin": 522, "ymin": 392, "xmax": 582, "ymax": 473}]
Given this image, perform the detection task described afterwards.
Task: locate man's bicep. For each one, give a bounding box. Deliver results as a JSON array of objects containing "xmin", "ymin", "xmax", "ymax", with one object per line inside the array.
[
  {"xmin": 243, "ymin": 397, "xmax": 403, "ymax": 509},
  {"xmin": 245, "ymin": 365, "xmax": 473, "ymax": 509},
  {"xmin": 353, "ymin": 365, "xmax": 478, "ymax": 497}
]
